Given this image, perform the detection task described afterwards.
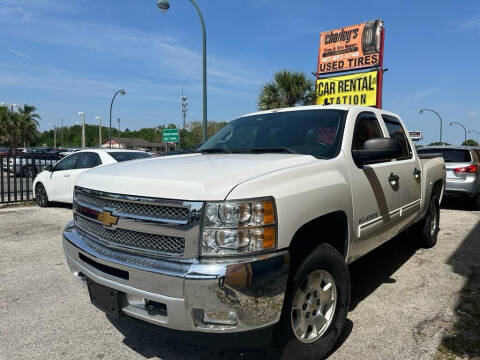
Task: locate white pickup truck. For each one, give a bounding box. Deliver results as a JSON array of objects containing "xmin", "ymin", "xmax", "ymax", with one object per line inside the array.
[{"xmin": 63, "ymin": 105, "xmax": 445, "ymax": 359}]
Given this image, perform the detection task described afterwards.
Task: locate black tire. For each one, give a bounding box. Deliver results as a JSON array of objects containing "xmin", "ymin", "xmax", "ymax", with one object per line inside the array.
[
  {"xmin": 35, "ymin": 183, "xmax": 50, "ymax": 207},
  {"xmin": 361, "ymin": 19, "xmax": 381, "ymax": 55},
  {"xmin": 275, "ymin": 244, "xmax": 350, "ymax": 360},
  {"xmin": 419, "ymin": 195, "xmax": 440, "ymax": 248}
]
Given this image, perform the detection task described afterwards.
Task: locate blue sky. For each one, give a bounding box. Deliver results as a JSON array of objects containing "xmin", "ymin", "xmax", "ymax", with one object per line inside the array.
[{"xmin": 0, "ymin": 0, "xmax": 479, "ymax": 145}]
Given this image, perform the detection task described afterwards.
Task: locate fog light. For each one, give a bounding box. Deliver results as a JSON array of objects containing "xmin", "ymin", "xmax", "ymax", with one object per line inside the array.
[{"xmin": 203, "ymin": 309, "xmax": 237, "ymax": 325}]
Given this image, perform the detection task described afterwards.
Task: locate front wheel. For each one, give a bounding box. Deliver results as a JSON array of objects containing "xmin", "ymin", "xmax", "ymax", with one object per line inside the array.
[{"xmin": 275, "ymin": 244, "xmax": 350, "ymax": 360}]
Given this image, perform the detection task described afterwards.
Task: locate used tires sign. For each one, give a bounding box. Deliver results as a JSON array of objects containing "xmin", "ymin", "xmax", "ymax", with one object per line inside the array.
[{"xmin": 317, "ymin": 19, "xmax": 383, "ymax": 75}]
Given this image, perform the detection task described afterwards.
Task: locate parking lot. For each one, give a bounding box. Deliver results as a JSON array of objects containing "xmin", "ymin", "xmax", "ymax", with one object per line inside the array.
[{"xmin": 1, "ymin": 202, "xmax": 479, "ymax": 360}]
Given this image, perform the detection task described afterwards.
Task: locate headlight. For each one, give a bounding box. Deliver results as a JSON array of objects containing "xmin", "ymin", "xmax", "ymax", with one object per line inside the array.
[{"xmin": 201, "ymin": 198, "xmax": 276, "ymax": 256}]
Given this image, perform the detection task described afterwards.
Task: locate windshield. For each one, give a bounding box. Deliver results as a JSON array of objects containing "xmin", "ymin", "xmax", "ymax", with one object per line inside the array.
[
  {"xmin": 198, "ymin": 109, "xmax": 347, "ymax": 159},
  {"xmin": 417, "ymin": 148, "xmax": 472, "ymax": 163},
  {"xmin": 108, "ymin": 152, "xmax": 154, "ymax": 162}
]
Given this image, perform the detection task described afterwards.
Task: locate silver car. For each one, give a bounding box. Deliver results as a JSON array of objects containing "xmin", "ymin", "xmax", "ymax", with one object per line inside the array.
[{"xmin": 417, "ymin": 146, "xmax": 480, "ymax": 202}]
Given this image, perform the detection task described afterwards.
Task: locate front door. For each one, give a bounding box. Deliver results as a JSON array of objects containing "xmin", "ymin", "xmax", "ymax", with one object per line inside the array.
[
  {"xmin": 46, "ymin": 153, "xmax": 80, "ymax": 202},
  {"xmin": 347, "ymin": 111, "xmax": 400, "ymax": 259}
]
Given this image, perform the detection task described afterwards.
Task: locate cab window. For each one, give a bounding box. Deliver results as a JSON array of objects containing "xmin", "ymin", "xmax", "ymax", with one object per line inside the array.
[
  {"xmin": 382, "ymin": 115, "xmax": 412, "ymax": 160},
  {"xmin": 75, "ymin": 152, "xmax": 102, "ymax": 169},
  {"xmin": 54, "ymin": 153, "xmax": 80, "ymax": 171},
  {"xmin": 352, "ymin": 112, "xmax": 384, "ymax": 151}
]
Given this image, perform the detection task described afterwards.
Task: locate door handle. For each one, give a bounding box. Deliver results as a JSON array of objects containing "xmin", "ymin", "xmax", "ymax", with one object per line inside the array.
[
  {"xmin": 64, "ymin": 174, "xmax": 71, "ymax": 177},
  {"xmin": 413, "ymin": 168, "xmax": 421, "ymax": 178},
  {"xmin": 389, "ymin": 173, "xmax": 399, "ymax": 184}
]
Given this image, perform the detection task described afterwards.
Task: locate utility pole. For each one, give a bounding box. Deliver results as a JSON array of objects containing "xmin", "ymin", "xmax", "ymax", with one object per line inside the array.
[
  {"xmin": 61, "ymin": 118, "xmax": 64, "ymax": 147},
  {"xmin": 49, "ymin": 123, "xmax": 56, "ymax": 149},
  {"xmin": 117, "ymin": 118, "xmax": 121, "ymax": 137},
  {"xmin": 181, "ymin": 85, "xmax": 188, "ymax": 130},
  {"xmin": 77, "ymin": 112, "xmax": 86, "ymax": 149},
  {"xmin": 95, "ymin": 116, "xmax": 102, "ymax": 148}
]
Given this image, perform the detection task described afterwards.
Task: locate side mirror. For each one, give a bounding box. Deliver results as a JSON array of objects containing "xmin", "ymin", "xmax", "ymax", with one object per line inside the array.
[
  {"xmin": 352, "ymin": 138, "xmax": 402, "ymax": 166},
  {"xmin": 44, "ymin": 164, "xmax": 53, "ymax": 172}
]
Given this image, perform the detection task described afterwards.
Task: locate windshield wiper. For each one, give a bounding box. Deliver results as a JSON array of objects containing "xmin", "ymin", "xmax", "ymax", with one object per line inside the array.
[
  {"xmin": 197, "ymin": 148, "xmax": 232, "ymax": 154},
  {"xmin": 232, "ymin": 147, "xmax": 298, "ymax": 154}
]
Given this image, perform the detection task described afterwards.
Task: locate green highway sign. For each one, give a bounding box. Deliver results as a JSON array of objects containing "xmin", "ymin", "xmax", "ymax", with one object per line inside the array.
[{"xmin": 162, "ymin": 128, "xmax": 179, "ymax": 143}]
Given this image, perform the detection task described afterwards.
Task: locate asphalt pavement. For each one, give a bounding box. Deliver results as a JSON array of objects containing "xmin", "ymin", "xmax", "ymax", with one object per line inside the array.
[{"xmin": 1, "ymin": 201, "xmax": 479, "ymax": 360}]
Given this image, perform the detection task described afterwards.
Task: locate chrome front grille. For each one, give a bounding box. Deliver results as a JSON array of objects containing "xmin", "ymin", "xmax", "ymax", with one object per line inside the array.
[
  {"xmin": 75, "ymin": 214, "xmax": 185, "ymax": 256},
  {"xmin": 73, "ymin": 187, "xmax": 203, "ymax": 259},
  {"xmin": 74, "ymin": 189, "xmax": 190, "ymax": 220}
]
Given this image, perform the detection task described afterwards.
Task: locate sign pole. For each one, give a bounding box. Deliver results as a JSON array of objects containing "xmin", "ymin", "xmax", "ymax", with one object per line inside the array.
[{"xmin": 376, "ymin": 27, "xmax": 385, "ymax": 109}]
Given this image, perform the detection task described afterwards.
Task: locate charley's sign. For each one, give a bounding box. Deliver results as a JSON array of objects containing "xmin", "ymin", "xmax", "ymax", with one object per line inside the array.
[
  {"xmin": 316, "ymin": 70, "xmax": 378, "ymax": 106},
  {"xmin": 317, "ymin": 19, "xmax": 383, "ymax": 75}
]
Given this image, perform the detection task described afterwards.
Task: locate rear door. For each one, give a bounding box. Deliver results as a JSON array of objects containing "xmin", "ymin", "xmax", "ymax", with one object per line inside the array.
[{"xmin": 381, "ymin": 115, "xmax": 422, "ymax": 232}]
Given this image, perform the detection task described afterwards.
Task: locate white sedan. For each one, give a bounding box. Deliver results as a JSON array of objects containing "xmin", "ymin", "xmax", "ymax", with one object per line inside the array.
[{"xmin": 33, "ymin": 149, "xmax": 153, "ymax": 207}]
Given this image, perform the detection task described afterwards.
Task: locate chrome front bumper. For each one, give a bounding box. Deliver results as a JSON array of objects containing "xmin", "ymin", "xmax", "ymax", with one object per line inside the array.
[{"xmin": 63, "ymin": 221, "xmax": 289, "ymax": 333}]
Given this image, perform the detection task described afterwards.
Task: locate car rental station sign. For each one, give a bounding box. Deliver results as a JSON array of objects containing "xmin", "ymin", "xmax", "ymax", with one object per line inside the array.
[
  {"xmin": 316, "ymin": 70, "xmax": 378, "ymax": 107},
  {"xmin": 316, "ymin": 19, "xmax": 385, "ymax": 108}
]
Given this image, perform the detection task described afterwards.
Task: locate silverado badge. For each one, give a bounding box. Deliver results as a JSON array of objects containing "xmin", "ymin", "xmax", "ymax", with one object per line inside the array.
[{"xmin": 97, "ymin": 210, "xmax": 119, "ymax": 227}]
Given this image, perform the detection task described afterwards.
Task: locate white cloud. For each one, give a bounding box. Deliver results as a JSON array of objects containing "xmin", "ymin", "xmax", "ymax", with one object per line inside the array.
[
  {"xmin": 5, "ymin": 13, "xmax": 265, "ymax": 90},
  {"xmin": 467, "ymin": 111, "xmax": 479, "ymax": 119},
  {"xmin": 9, "ymin": 49, "xmax": 31, "ymax": 60},
  {"xmin": 460, "ymin": 14, "xmax": 480, "ymax": 30},
  {"xmin": 399, "ymin": 87, "xmax": 441, "ymax": 106},
  {"xmin": 0, "ymin": 5, "xmax": 31, "ymax": 22}
]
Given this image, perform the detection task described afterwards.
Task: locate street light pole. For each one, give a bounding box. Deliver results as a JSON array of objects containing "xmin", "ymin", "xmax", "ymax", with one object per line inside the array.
[
  {"xmin": 449, "ymin": 121, "xmax": 467, "ymax": 143},
  {"xmin": 95, "ymin": 116, "xmax": 102, "ymax": 148},
  {"xmin": 157, "ymin": 0, "xmax": 207, "ymax": 142},
  {"xmin": 109, "ymin": 89, "xmax": 126, "ymax": 149},
  {"xmin": 419, "ymin": 108, "xmax": 444, "ymax": 144},
  {"xmin": 77, "ymin": 112, "xmax": 85, "ymax": 149}
]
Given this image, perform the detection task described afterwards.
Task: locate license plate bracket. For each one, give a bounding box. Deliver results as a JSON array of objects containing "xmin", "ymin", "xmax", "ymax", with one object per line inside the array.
[{"xmin": 87, "ymin": 278, "xmax": 122, "ymax": 318}]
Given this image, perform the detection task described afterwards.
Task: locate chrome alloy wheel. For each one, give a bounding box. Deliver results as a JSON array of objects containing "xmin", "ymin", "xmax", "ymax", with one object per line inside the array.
[{"xmin": 291, "ymin": 269, "xmax": 337, "ymax": 343}]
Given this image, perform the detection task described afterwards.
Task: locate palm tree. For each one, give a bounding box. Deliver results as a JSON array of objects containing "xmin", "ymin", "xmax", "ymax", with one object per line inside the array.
[
  {"xmin": 18, "ymin": 104, "xmax": 40, "ymax": 148},
  {"xmin": 0, "ymin": 107, "xmax": 21, "ymax": 155},
  {"xmin": 0, "ymin": 104, "xmax": 40, "ymax": 154},
  {"xmin": 258, "ymin": 70, "xmax": 316, "ymax": 110}
]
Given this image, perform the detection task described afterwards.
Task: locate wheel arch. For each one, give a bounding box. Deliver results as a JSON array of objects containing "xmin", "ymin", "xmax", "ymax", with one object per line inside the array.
[
  {"xmin": 432, "ymin": 179, "xmax": 444, "ymax": 203},
  {"xmin": 288, "ymin": 211, "xmax": 349, "ymax": 276}
]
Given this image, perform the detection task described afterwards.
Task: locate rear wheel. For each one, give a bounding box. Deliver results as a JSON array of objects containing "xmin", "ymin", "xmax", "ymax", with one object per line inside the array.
[
  {"xmin": 275, "ymin": 244, "xmax": 350, "ymax": 360},
  {"xmin": 419, "ymin": 195, "xmax": 440, "ymax": 248},
  {"xmin": 35, "ymin": 183, "xmax": 50, "ymax": 207}
]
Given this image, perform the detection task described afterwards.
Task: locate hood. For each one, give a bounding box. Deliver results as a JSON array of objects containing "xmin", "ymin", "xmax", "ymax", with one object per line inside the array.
[{"xmin": 75, "ymin": 153, "xmax": 316, "ymax": 201}]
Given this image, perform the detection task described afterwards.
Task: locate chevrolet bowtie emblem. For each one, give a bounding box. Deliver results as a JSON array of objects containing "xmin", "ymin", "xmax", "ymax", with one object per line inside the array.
[{"xmin": 97, "ymin": 210, "xmax": 118, "ymax": 227}]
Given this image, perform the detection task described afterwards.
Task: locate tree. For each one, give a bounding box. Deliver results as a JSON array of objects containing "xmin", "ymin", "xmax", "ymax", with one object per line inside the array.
[
  {"xmin": 258, "ymin": 70, "xmax": 315, "ymax": 110},
  {"xmin": 0, "ymin": 107, "xmax": 22, "ymax": 155},
  {"xmin": 462, "ymin": 139, "xmax": 479, "ymax": 147},
  {"xmin": 18, "ymin": 104, "xmax": 40, "ymax": 148},
  {"xmin": 428, "ymin": 141, "xmax": 451, "ymax": 146}
]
